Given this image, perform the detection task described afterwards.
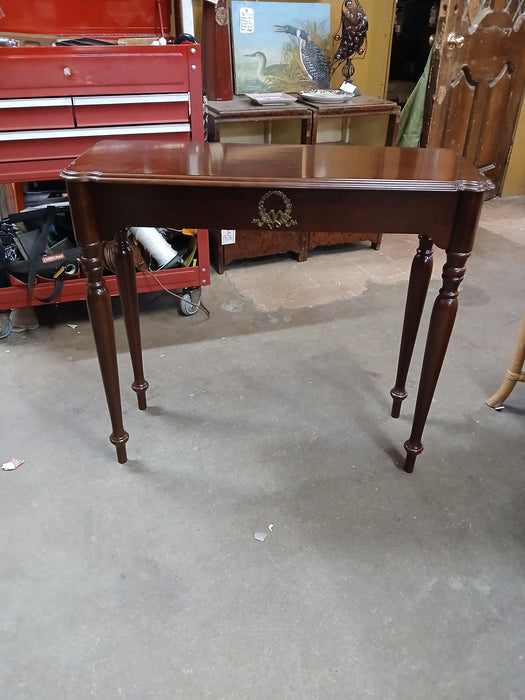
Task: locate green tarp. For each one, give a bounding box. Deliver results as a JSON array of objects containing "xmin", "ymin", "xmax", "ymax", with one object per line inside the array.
[{"xmin": 396, "ymin": 48, "xmax": 433, "ymax": 147}]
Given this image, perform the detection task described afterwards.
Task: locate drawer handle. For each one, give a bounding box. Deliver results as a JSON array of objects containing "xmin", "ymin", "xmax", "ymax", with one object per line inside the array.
[{"xmin": 63, "ymin": 67, "xmax": 72, "ymax": 76}]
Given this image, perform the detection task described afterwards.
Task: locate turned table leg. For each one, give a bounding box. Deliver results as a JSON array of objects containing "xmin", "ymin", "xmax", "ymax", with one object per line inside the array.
[
  {"xmin": 68, "ymin": 181, "xmax": 129, "ymax": 463},
  {"xmin": 391, "ymin": 235, "xmax": 434, "ymax": 418},
  {"xmin": 403, "ymin": 250, "xmax": 471, "ymax": 472},
  {"xmin": 113, "ymin": 229, "xmax": 149, "ymax": 410},
  {"xmin": 82, "ymin": 240, "xmax": 129, "ymax": 463}
]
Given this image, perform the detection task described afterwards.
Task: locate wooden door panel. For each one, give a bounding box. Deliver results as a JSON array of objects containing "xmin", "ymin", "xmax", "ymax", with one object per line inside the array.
[
  {"xmin": 475, "ymin": 66, "xmax": 512, "ymax": 174},
  {"xmin": 423, "ymin": 0, "xmax": 525, "ymax": 194},
  {"xmin": 442, "ymin": 70, "xmax": 475, "ymax": 152},
  {"xmin": 465, "ymin": 1, "xmax": 525, "ymax": 31}
]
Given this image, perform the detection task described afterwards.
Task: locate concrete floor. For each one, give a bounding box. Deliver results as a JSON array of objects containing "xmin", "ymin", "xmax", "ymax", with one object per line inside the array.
[{"xmin": 1, "ymin": 196, "xmax": 524, "ymax": 699}]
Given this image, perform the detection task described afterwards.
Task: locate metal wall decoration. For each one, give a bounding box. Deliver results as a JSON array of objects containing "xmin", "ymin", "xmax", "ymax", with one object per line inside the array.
[{"xmin": 330, "ymin": 0, "xmax": 368, "ymax": 81}]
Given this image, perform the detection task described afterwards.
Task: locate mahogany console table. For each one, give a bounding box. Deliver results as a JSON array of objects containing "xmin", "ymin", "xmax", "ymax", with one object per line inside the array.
[{"xmin": 62, "ymin": 141, "xmax": 492, "ymax": 472}]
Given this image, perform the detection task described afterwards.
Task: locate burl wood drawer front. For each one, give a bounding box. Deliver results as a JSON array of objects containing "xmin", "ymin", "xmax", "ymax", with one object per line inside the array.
[
  {"xmin": 72, "ymin": 93, "xmax": 190, "ymax": 127},
  {"xmin": 1, "ymin": 48, "xmax": 192, "ymax": 98},
  {"xmin": 0, "ymin": 97, "xmax": 75, "ymax": 131}
]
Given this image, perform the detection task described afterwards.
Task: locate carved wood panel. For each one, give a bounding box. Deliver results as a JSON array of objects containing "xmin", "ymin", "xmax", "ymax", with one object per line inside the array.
[{"xmin": 423, "ymin": 0, "xmax": 525, "ymax": 193}]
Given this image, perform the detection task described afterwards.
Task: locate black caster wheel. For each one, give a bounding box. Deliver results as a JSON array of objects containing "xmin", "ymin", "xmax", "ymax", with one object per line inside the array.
[{"xmin": 180, "ymin": 287, "xmax": 202, "ymax": 316}]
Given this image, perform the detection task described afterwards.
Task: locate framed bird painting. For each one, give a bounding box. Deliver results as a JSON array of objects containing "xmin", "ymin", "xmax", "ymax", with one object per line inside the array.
[{"xmin": 230, "ymin": 1, "xmax": 331, "ymax": 94}]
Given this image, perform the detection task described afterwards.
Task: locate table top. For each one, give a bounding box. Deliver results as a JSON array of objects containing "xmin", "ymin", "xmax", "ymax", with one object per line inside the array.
[
  {"xmin": 296, "ymin": 94, "xmax": 401, "ymax": 116},
  {"xmin": 207, "ymin": 94, "xmax": 399, "ymax": 118},
  {"xmin": 206, "ymin": 94, "xmax": 312, "ymax": 119},
  {"xmin": 62, "ymin": 141, "xmax": 493, "ymax": 194}
]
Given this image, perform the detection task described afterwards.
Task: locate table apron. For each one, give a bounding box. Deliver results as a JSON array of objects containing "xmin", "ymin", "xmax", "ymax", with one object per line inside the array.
[{"xmin": 89, "ymin": 183, "xmax": 460, "ymax": 248}]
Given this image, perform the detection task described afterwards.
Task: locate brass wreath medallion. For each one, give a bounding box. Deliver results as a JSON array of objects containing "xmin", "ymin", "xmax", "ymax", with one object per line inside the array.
[{"xmin": 251, "ymin": 190, "xmax": 298, "ymax": 229}]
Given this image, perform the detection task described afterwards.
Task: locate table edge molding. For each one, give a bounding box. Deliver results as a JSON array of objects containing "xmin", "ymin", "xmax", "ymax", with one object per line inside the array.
[{"xmin": 61, "ymin": 170, "xmax": 493, "ymax": 194}]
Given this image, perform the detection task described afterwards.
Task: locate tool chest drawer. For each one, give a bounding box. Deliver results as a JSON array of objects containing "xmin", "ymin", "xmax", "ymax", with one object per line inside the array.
[
  {"xmin": 0, "ymin": 126, "xmax": 191, "ymax": 169},
  {"xmin": 0, "ymin": 93, "xmax": 190, "ymax": 134},
  {"xmin": 0, "ymin": 47, "xmax": 193, "ymax": 98},
  {"xmin": 0, "ymin": 97, "xmax": 75, "ymax": 131},
  {"xmin": 72, "ymin": 93, "xmax": 190, "ymax": 127}
]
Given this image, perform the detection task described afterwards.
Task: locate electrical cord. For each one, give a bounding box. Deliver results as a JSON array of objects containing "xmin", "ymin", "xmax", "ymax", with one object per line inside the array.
[
  {"xmin": 103, "ymin": 239, "xmax": 210, "ymax": 318},
  {"xmin": 147, "ymin": 269, "xmax": 210, "ymax": 319}
]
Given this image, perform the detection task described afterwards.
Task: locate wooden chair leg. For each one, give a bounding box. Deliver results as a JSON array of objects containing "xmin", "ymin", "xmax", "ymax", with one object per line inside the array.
[{"xmin": 486, "ymin": 314, "xmax": 525, "ymax": 409}]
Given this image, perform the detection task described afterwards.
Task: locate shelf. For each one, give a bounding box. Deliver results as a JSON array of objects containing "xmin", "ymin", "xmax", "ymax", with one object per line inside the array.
[{"xmin": 0, "ymin": 228, "xmax": 210, "ymax": 309}]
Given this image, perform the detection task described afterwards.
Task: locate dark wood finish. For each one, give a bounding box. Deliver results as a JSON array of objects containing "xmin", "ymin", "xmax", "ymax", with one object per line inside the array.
[
  {"xmin": 423, "ymin": 0, "xmax": 525, "ymax": 194},
  {"xmin": 62, "ymin": 141, "xmax": 492, "ymax": 472},
  {"xmin": 201, "ymin": 0, "xmax": 234, "ymax": 101},
  {"xmin": 390, "ymin": 235, "xmax": 434, "ymax": 418},
  {"xmin": 202, "ymin": 0, "xmax": 233, "ymax": 100},
  {"xmin": 207, "ymin": 95, "xmax": 400, "ymax": 271},
  {"xmin": 113, "ymin": 228, "xmax": 149, "ymax": 412}
]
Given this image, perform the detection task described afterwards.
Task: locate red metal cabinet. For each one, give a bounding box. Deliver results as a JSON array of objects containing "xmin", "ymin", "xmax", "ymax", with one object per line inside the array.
[
  {"xmin": 0, "ymin": 0, "xmax": 209, "ymax": 311},
  {"xmin": 0, "ymin": 44, "xmax": 204, "ymax": 180}
]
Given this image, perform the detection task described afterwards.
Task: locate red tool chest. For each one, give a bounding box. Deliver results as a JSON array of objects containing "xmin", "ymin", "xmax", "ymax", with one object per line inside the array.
[{"xmin": 0, "ymin": 0, "xmax": 209, "ymax": 313}]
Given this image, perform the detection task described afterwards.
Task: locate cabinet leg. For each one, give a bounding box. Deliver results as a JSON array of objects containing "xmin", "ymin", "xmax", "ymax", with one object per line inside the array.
[
  {"xmin": 371, "ymin": 234, "xmax": 383, "ymax": 250},
  {"xmin": 298, "ymin": 232, "xmax": 308, "ymax": 262},
  {"xmin": 218, "ymin": 248, "xmax": 225, "ymax": 274}
]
